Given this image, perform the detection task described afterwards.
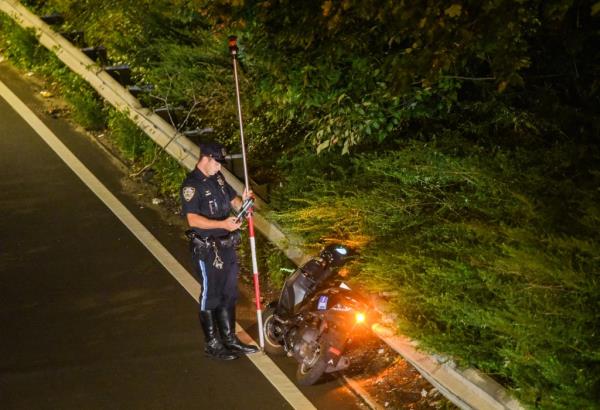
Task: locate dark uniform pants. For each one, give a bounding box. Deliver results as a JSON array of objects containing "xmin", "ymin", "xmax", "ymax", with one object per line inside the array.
[{"xmin": 191, "ymin": 244, "xmax": 239, "ymax": 311}]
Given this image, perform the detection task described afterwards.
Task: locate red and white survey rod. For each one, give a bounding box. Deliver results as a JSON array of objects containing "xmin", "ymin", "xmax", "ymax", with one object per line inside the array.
[{"xmin": 228, "ymin": 35, "xmax": 264, "ymax": 349}]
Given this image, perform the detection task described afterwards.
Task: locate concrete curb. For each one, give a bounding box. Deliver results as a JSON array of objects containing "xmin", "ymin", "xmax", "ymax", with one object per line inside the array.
[
  {"xmin": 341, "ymin": 375, "xmax": 384, "ymax": 410},
  {"xmin": 0, "ymin": 2, "xmax": 524, "ymax": 409}
]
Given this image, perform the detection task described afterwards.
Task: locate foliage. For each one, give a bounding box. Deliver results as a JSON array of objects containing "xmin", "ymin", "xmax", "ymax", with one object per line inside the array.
[
  {"xmin": 107, "ymin": 110, "xmax": 188, "ymax": 195},
  {"xmin": 200, "ymin": 0, "xmax": 599, "ymax": 154},
  {"xmin": 150, "ymin": 150, "xmax": 189, "ymax": 196},
  {"xmin": 0, "ymin": 15, "xmax": 44, "ymax": 68},
  {"xmin": 108, "ymin": 110, "xmax": 149, "ymax": 160},
  {"xmin": 0, "ymin": 14, "xmax": 107, "ymax": 129},
  {"xmin": 59, "ymin": 74, "xmax": 107, "ymax": 130},
  {"xmin": 263, "ymin": 241, "xmax": 298, "ymax": 288},
  {"xmin": 136, "ymin": 37, "xmax": 241, "ymax": 144}
]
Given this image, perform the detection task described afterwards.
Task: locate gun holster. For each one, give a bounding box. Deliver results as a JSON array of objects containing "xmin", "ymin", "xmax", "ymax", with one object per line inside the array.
[{"xmin": 186, "ymin": 230, "xmax": 211, "ymax": 259}]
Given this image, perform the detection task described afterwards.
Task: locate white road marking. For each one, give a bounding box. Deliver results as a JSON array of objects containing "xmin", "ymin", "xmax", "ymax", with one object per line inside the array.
[{"xmin": 0, "ymin": 79, "xmax": 316, "ymax": 410}]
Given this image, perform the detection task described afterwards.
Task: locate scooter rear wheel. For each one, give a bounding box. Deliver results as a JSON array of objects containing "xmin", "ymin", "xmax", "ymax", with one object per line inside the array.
[
  {"xmin": 296, "ymin": 339, "xmax": 328, "ymax": 386},
  {"xmin": 262, "ymin": 306, "xmax": 285, "ymax": 355}
]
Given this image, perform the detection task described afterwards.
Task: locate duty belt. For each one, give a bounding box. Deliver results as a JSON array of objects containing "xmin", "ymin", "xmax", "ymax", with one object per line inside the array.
[{"xmin": 185, "ymin": 230, "xmax": 240, "ymax": 248}]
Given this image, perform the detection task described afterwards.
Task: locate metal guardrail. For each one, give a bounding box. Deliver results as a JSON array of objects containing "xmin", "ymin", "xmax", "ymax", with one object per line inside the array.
[{"xmin": 0, "ymin": 2, "xmax": 524, "ymax": 408}]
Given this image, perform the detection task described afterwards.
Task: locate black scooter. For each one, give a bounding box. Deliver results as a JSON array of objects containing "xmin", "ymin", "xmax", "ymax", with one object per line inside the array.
[{"xmin": 262, "ymin": 244, "xmax": 372, "ymax": 385}]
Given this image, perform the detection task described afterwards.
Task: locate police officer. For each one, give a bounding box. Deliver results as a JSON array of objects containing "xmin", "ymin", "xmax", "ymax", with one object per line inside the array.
[{"xmin": 180, "ymin": 142, "xmax": 259, "ymax": 360}]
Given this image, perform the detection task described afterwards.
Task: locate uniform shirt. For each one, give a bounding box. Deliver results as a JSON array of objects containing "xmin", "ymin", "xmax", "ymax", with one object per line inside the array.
[{"xmin": 180, "ymin": 168, "xmax": 237, "ymax": 238}]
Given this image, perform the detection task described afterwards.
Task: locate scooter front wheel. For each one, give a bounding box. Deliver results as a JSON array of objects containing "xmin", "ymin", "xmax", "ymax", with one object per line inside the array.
[
  {"xmin": 296, "ymin": 339, "xmax": 329, "ymax": 386},
  {"xmin": 262, "ymin": 306, "xmax": 285, "ymax": 355}
]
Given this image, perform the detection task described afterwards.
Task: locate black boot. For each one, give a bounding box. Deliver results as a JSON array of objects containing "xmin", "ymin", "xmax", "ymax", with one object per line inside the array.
[
  {"xmin": 199, "ymin": 310, "xmax": 240, "ymax": 360},
  {"xmin": 215, "ymin": 306, "xmax": 260, "ymax": 354}
]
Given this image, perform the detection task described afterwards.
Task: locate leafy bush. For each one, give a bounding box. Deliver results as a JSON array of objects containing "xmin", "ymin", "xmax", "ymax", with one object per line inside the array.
[
  {"xmin": 108, "ymin": 110, "xmax": 151, "ymax": 161},
  {"xmin": 0, "ymin": 15, "xmax": 107, "ymax": 130},
  {"xmin": 63, "ymin": 81, "xmax": 107, "ymax": 130},
  {"xmin": 0, "ymin": 15, "xmax": 43, "ymax": 68}
]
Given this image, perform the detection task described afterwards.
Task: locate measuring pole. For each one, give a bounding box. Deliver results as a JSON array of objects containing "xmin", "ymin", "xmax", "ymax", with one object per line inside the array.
[{"xmin": 228, "ymin": 35, "xmax": 264, "ymax": 349}]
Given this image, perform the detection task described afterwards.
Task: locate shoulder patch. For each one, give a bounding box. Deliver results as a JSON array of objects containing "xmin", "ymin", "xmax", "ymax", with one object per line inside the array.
[{"xmin": 182, "ymin": 186, "xmax": 196, "ymax": 202}]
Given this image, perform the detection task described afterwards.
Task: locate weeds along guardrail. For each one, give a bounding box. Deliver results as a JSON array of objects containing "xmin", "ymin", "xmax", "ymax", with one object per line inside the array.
[{"xmin": 0, "ymin": 1, "xmax": 523, "ymax": 408}]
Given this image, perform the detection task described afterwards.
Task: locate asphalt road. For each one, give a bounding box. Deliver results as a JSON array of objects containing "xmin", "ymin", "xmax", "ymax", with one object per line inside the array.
[{"xmin": 0, "ymin": 63, "xmax": 364, "ymax": 410}]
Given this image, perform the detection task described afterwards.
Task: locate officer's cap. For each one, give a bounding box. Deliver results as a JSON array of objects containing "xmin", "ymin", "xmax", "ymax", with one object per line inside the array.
[{"xmin": 199, "ymin": 142, "xmax": 227, "ymax": 163}]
